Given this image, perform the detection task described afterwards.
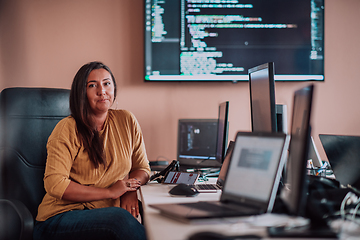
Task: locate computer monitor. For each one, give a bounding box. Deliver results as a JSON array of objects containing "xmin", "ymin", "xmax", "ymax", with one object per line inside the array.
[
  {"xmin": 271, "ymin": 84, "xmax": 337, "ymax": 237},
  {"xmin": 177, "ymin": 119, "xmax": 219, "ymax": 167},
  {"xmin": 281, "ymin": 84, "xmax": 314, "ymax": 216},
  {"xmin": 177, "ymin": 101, "xmax": 230, "ymax": 168},
  {"xmin": 215, "ymin": 101, "xmax": 229, "ymax": 164},
  {"xmin": 249, "ymin": 62, "xmax": 277, "ymax": 133},
  {"xmin": 144, "ymin": 0, "xmax": 325, "ymax": 82}
]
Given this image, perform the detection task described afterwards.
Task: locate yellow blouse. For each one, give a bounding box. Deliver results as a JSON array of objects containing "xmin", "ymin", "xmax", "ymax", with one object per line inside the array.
[{"xmin": 36, "ymin": 109, "xmax": 150, "ymax": 221}]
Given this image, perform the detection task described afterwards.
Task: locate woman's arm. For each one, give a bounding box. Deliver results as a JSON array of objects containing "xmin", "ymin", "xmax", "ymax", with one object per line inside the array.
[
  {"xmin": 120, "ymin": 170, "xmax": 149, "ymax": 218},
  {"xmin": 62, "ymin": 178, "xmax": 141, "ymax": 202},
  {"xmin": 119, "ymin": 112, "xmax": 151, "ymax": 217},
  {"xmin": 129, "ymin": 169, "xmax": 149, "ymax": 185}
]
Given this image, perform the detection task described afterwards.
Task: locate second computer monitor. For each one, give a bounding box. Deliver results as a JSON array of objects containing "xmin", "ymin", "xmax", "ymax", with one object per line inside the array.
[
  {"xmin": 281, "ymin": 84, "xmax": 314, "ymax": 216},
  {"xmin": 177, "ymin": 119, "xmax": 219, "ymax": 167},
  {"xmin": 177, "ymin": 102, "xmax": 229, "ymax": 167},
  {"xmin": 216, "ymin": 101, "xmax": 229, "ymax": 164},
  {"xmin": 249, "ymin": 62, "xmax": 277, "ymax": 133}
]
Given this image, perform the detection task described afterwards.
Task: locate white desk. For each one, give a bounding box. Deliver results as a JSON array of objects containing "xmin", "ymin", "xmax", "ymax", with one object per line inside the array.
[{"xmin": 139, "ymin": 181, "xmax": 312, "ymax": 240}]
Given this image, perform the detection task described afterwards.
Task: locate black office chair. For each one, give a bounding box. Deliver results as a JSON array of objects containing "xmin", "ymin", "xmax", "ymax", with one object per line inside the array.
[{"xmin": 0, "ymin": 87, "xmax": 70, "ymax": 240}]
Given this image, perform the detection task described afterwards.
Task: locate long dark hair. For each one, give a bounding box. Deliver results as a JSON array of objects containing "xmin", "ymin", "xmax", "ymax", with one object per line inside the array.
[{"xmin": 69, "ymin": 61, "xmax": 117, "ymax": 168}]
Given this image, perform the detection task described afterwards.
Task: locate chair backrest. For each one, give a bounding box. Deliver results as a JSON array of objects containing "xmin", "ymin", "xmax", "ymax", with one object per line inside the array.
[{"xmin": 0, "ymin": 87, "xmax": 70, "ymax": 219}]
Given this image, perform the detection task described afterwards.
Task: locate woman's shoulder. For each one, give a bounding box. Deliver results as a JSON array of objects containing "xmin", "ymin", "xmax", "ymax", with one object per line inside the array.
[
  {"xmin": 107, "ymin": 109, "xmax": 140, "ymax": 130},
  {"xmin": 49, "ymin": 116, "xmax": 77, "ymax": 141},
  {"xmin": 55, "ymin": 115, "xmax": 76, "ymax": 129},
  {"xmin": 108, "ymin": 109, "xmax": 136, "ymax": 121}
]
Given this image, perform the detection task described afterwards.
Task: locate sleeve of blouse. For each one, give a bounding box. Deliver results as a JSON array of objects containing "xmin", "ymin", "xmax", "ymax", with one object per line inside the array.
[
  {"xmin": 129, "ymin": 112, "xmax": 151, "ymax": 176},
  {"xmin": 43, "ymin": 118, "xmax": 79, "ymax": 200}
]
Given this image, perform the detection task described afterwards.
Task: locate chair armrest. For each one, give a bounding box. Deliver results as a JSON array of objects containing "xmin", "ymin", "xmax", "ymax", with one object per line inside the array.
[{"xmin": 0, "ymin": 199, "xmax": 34, "ymax": 240}]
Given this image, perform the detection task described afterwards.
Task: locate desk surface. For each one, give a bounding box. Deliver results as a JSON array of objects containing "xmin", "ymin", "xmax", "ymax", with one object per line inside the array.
[{"xmin": 140, "ymin": 180, "xmax": 314, "ymax": 240}]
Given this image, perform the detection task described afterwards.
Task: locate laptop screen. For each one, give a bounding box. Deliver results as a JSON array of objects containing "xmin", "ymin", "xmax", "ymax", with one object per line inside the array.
[
  {"xmin": 319, "ymin": 134, "xmax": 360, "ymax": 190},
  {"xmin": 222, "ymin": 132, "xmax": 289, "ymax": 208}
]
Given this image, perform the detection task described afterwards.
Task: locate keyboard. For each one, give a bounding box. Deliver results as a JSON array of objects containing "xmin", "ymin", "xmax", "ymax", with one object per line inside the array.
[{"xmin": 189, "ymin": 184, "xmax": 220, "ymax": 191}]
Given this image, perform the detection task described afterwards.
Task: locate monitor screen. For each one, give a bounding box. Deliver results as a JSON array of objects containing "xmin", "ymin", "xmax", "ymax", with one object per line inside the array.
[
  {"xmin": 249, "ymin": 62, "xmax": 277, "ymax": 132},
  {"xmin": 144, "ymin": 0, "xmax": 324, "ymax": 82},
  {"xmin": 215, "ymin": 101, "xmax": 229, "ymax": 163},
  {"xmin": 281, "ymin": 84, "xmax": 314, "ymax": 216},
  {"xmin": 177, "ymin": 119, "xmax": 219, "ymax": 167}
]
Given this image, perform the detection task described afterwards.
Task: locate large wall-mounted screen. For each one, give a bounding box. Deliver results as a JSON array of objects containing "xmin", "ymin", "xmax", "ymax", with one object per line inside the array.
[{"xmin": 144, "ymin": 0, "xmax": 324, "ymax": 82}]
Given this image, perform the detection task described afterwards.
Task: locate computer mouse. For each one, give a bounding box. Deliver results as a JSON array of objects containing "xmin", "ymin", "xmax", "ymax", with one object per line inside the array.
[
  {"xmin": 188, "ymin": 231, "xmax": 262, "ymax": 240},
  {"xmin": 168, "ymin": 183, "xmax": 199, "ymax": 197}
]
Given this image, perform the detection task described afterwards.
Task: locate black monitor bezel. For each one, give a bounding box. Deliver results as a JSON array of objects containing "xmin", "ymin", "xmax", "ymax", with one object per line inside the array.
[
  {"xmin": 282, "ymin": 84, "xmax": 314, "ymax": 216},
  {"xmin": 249, "ymin": 62, "xmax": 277, "ymax": 133},
  {"xmin": 215, "ymin": 101, "xmax": 229, "ymax": 164}
]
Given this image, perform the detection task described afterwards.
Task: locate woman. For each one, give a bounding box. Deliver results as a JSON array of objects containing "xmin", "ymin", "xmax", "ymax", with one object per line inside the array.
[{"xmin": 33, "ymin": 61, "xmax": 151, "ymax": 240}]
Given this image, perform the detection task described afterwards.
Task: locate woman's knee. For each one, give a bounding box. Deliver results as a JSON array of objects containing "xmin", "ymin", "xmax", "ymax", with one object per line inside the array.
[{"xmin": 89, "ymin": 207, "xmax": 146, "ymax": 240}]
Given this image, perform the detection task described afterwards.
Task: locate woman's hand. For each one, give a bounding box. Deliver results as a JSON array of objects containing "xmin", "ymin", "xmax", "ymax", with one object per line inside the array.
[
  {"xmin": 120, "ymin": 191, "xmax": 140, "ymax": 218},
  {"xmin": 108, "ymin": 178, "xmax": 141, "ymax": 200},
  {"xmin": 119, "ymin": 170, "xmax": 149, "ymax": 218}
]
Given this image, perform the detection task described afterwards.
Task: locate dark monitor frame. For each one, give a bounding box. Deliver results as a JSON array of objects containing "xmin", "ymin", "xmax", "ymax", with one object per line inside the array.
[
  {"xmin": 177, "ymin": 119, "xmax": 221, "ymax": 167},
  {"xmin": 215, "ymin": 101, "xmax": 229, "ymax": 164},
  {"xmin": 281, "ymin": 84, "xmax": 314, "ymax": 216},
  {"xmin": 249, "ymin": 62, "xmax": 277, "ymax": 133}
]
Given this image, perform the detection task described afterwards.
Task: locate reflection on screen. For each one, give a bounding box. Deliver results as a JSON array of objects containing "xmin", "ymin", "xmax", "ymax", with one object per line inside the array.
[{"xmin": 238, "ymin": 149, "xmax": 272, "ymax": 171}]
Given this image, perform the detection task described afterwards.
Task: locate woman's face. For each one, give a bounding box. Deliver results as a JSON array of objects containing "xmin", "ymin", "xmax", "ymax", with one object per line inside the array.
[{"xmin": 86, "ymin": 68, "xmax": 115, "ymax": 116}]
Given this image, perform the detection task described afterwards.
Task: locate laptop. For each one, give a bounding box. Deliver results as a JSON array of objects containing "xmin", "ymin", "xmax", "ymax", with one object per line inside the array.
[
  {"xmin": 189, "ymin": 141, "xmax": 235, "ymax": 192},
  {"xmin": 319, "ymin": 134, "xmax": 360, "ymax": 190},
  {"xmin": 149, "ymin": 131, "xmax": 290, "ymax": 222}
]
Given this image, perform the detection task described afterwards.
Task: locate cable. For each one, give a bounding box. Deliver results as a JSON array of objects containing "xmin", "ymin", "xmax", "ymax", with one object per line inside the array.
[
  {"xmin": 336, "ymin": 191, "xmax": 360, "ymax": 238},
  {"xmin": 352, "ymin": 202, "xmax": 360, "ymax": 223},
  {"xmin": 341, "ymin": 192, "xmax": 354, "ymax": 219},
  {"xmin": 338, "ymin": 192, "xmax": 352, "ymax": 236}
]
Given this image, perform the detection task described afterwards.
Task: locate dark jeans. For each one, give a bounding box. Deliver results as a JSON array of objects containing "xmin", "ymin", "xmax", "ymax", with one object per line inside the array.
[{"xmin": 33, "ymin": 207, "xmax": 147, "ymax": 240}]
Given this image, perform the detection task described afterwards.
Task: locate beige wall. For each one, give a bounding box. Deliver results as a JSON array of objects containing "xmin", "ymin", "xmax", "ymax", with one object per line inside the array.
[{"xmin": 1, "ymin": 0, "xmax": 360, "ymax": 162}]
